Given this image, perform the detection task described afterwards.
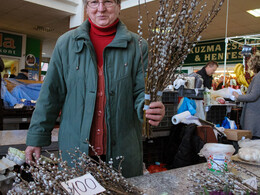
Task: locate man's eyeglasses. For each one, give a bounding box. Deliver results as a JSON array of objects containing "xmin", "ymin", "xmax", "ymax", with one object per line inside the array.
[{"xmin": 87, "ymin": 0, "xmax": 116, "ymax": 8}]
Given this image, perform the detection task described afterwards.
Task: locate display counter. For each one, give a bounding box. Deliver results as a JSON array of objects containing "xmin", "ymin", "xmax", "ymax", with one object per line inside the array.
[
  {"xmin": 128, "ymin": 162, "xmax": 260, "ymax": 194},
  {"xmin": 0, "ymin": 129, "xmax": 59, "ymax": 194},
  {"xmin": 0, "ymin": 129, "xmax": 59, "ymax": 157},
  {"xmin": 205, "ymin": 103, "xmax": 236, "ymax": 125},
  {"xmin": 0, "ymin": 107, "xmax": 34, "ymax": 130},
  {"xmin": 0, "ymin": 107, "xmax": 60, "ymax": 130}
]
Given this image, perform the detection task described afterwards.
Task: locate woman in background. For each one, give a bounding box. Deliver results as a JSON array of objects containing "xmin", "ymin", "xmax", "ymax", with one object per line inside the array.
[
  {"xmin": 0, "ymin": 56, "xmax": 4, "ymax": 98},
  {"xmin": 233, "ymin": 52, "xmax": 260, "ymax": 139}
]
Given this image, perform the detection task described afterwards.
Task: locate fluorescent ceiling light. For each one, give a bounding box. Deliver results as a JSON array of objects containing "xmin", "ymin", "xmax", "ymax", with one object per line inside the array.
[{"xmin": 247, "ymin": 8, "xmax": 260, "ymax": 17}]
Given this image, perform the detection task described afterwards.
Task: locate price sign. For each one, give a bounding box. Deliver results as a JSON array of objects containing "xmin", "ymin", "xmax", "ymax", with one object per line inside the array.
[
  {"xmin": 243, "ymin": 177, "xmax": 257, "ymax": 190},
  {"xmin": 61, "ymin": 173, "xmax": 106, "ymax": 195}
]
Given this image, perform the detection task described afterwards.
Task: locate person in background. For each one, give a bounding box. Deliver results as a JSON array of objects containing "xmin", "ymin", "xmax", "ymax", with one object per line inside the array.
[
  {"xmin": 9, "ymin": 74, "xmax": 16, "ymax": 78},
  {"xmin": 0, "ymin": 56, "xmax": 4, "ymax": 95},
  {"xmin": 25, "ymin": 0, "xmax": 165, "ymax": 178},
  {"xmin": 0, "ymin": 57, "xmax": 4, "ymax": 73},
  {"xmin": 197, "ymin": 61, "xmax": 218, "ymax": 89},
  {"xmin": 0, "ymin": 57, "xmax": 4, "ymax": 129},
  {"xmin": 216, "ymin": 76, "xmax": 225, "ymax": 90},
  {"xmin": 14, "ymin": 69, "xmax": 29, "ymax": 80},
  {"xmin": 233, "ymin": 53, "xmax": 260, "ymax": 139}
]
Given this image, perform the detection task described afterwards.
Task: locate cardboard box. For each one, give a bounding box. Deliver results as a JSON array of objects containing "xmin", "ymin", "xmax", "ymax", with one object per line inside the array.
[{"xmin": 224, "ymin": 129, "xmax": 252, "ymax": 141}]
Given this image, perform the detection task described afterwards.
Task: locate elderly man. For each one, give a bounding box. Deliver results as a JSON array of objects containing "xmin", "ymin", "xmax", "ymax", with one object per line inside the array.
[
  {"xmin": 25, "ymin": 0, "xmax": 165, "ymax": 178},
  {"xmin": 197, "ymin": 61, "xmax": 219, "ymax": 89}
]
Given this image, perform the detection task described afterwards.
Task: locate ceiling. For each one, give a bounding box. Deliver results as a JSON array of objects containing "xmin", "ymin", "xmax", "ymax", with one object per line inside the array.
[
  {"xmin": 0, "ymin": 0, "xmax": 260, "ymax": 59},
  {"xmin": 0, "ymin": 0, "xmax": 71, "ymax": 59},
  {"xmin": 120, "ymin": 0, "xmax": 260, "ymax": 41}
]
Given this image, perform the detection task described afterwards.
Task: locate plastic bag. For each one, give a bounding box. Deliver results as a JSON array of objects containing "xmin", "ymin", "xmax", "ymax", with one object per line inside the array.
[
  {"xmin": 199, "ymin": 143, "xmax": 235, "ymax": 158},
  {"xmin": 237, "ymin": 139, "xmax": 260, "ymax": 162},
  {"xmin": 221, "ymin": 117, "xmax": 237, "ymax": 129},
  {"xmin": 11, "ymin": 83, "xmax": 41, "ymax": 101},
  {"xmin": 173, "ymin": 78, "xmax": 186, "ymax": 89},
  {"xmin": 238, "ymin": 139, "xmax": 260, "ymax": 149},
  {"xmin": 1, "ymin": 79, "xmax": 19, "ymax": 106},
  {"xmin": 194, "ymin": 100, "xmax": 205, "ymax": 120},
  {"xmin": 211, "ymin": 87, "xmax": 241, "ymax": 100},
  {"xmin": 177, "ymin": 97, "xmax": 196, "ymax": 115}
]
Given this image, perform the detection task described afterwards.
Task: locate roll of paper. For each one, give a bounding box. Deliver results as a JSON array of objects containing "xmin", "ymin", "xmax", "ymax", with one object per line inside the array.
[{"xmin": 171, "ymin": 111, "xmax": 191, "ymax": 125}]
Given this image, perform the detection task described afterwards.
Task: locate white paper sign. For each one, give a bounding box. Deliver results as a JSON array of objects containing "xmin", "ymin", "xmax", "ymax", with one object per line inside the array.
[
  {"xmin": 61, "ymin": 173, "xmax": 106, "ymax": 195},
  {"xmin": 243, "ymin": 177, "xmax": 257, "ymax": 190}
]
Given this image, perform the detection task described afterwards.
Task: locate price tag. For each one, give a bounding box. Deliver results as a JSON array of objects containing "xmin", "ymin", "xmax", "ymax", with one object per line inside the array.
[
  {"xmin": 61, "ymin": 173, "xmax": 106, "ymax": 195},
  {"xmin": 243, "ymin": 177, "xmax": 257, "ymax": 190}
]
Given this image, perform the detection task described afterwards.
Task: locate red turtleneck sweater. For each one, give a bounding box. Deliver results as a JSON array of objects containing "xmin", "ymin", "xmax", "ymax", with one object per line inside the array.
[{"xmin": 89, "ymin": 18, "xmax": 119, "ymax": 156}]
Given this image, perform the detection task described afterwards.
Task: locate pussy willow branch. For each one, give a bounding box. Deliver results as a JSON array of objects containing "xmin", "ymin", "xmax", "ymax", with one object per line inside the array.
[
  {"xmin": 8, "ymin": 146, "xmax": 143, "ymax": 195},
  {"xmin": 188, "ymin": 162, "xmax": 259, "ymax": 194},
  {"xmin": 140, "ymin": 0, "xmax": 224, "ymax": 102},
  {"xmin": 139, "ymin": 0, "xmax": 224, "ymax": 137}
]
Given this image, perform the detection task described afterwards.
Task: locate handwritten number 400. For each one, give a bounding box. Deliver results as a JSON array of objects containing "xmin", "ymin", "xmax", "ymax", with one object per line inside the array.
[{"xmin": 69, "ymin": 178, "xmax": 97, "ymax": 195}]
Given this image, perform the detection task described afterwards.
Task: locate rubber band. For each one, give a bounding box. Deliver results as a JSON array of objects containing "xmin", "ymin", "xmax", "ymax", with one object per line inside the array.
[
  {"xmin": 144, "ymin": 94, "xmax": 151, "ymax": 100},
  {"xmin": 157, "ymin": 91, "xmax": 163, "ymax": 96},
  {"xmin": 143, "ymin": 105, "xmax": 150, "ymax": 110}
]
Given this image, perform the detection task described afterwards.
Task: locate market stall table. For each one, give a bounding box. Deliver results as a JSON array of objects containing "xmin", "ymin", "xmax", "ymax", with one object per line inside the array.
[
  {"xmin": 0, "ymin": 129, "xmax": 59, "ymax": 194},
  {"xmin": 128, "ymin": 162, "xmax": 260, "ymax": 195},
  {"xmin": 0, "ymin": 128, "xmax": 59, "ymax": 157},
  {"xmin": 205, "ymin": 103, "xmax": 236, "ymax": 125}
]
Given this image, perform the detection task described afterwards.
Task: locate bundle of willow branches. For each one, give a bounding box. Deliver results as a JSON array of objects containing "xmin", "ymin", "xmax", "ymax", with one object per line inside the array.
[
  {"xmin": 8, "ymin": 146, "xmax": 143, "ymax": 195},
  {"xmin": 138, "ymin": 0, "xmax": 225, "ymax": 137},
  {"xmin": 188, "ymin": 161, "xmax": 260, "ymax": 194}
]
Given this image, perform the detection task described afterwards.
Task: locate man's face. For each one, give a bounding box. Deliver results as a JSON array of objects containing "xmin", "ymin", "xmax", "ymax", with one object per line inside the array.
[
  {"xmin": 206, "ymin": 65, "xmax": 218, "ymax": 76},
  {"xmin": 86, "ymin": 0, "xmax": 120, "ymax": 27}
]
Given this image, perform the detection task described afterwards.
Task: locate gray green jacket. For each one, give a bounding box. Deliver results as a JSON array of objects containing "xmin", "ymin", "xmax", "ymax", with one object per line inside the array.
[
  {"xmin": 26, "ymin": 20, "xmax": 148, "ymax": 178},
  {"xmin": 237, "ymin": 72, "xmax": 260, "ymax": 137}
]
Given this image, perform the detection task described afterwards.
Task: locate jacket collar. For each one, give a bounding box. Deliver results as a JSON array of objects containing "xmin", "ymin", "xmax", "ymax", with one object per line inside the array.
[
  {"xmin": 73, "ymin": 19, "xmax": 132, "ymax": 53},
  {"xmin": 201, "ymin": 66, "xmax": 212, "ymax": 79}
]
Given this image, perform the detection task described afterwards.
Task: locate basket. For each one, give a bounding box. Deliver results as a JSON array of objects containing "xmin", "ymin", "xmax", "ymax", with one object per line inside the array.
[
  {"xmin": 178, "ymin": 86, "xmax": 204, "ymax": 99},
  {"xmin": 162, "ymin": 91, "xmax": 178, "ymax": 103}
]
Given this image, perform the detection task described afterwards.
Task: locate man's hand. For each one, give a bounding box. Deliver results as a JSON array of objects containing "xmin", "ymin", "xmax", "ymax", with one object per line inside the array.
[
  {"xmin": 145, "ymin": 101, "xmax": 165, "ymax": 126},
  {"xmin": 25, "ymin": 146, "xmax": 41, "ymax": 164}
]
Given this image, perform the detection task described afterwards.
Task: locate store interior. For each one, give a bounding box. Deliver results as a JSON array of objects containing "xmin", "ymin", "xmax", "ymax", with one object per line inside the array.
[
  {"xmin": 1, "ymin": 0, "xmax": 260, "ymax": 194},
  {"xmin": 0, "ymin": 57, "xmax": 19, "ymax": 78}
]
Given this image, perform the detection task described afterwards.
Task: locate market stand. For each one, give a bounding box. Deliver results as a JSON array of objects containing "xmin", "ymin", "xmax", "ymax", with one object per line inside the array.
[
  {"xmin": 223, "ymin": 34, "xmax": 260, "ymax": 86},
  {"xmin": 128, "ymin": 162, "xmax": 260, "ymax": 194},
  {"xmin": 0, "ymin": 129, "xmax": 59, "ymax": 158},
  {"xmin": 0, "ymin": 79, "xmax": 43, "ymax": 130},
  {"xmin": 0, "ymin": 129, "xmax": 59, "ymax": 194}
]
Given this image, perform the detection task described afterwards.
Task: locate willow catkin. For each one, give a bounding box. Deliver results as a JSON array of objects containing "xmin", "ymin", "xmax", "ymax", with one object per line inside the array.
[{"xmin": 139, "ymin": 0, "xmax": 225, "ymax": 137}]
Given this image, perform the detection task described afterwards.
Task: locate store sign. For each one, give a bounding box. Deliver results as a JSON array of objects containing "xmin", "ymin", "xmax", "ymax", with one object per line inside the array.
[
  {"xmin": 25, "ymin": 54, "xmax": 36, "ymax": 66},
  {"xmin": 0, "ymin": 31, "xmax": 22, "ymax": 57},
  {"xmin": 183, "ymin": 39, "xmax": 243, "ymax": 66}
]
